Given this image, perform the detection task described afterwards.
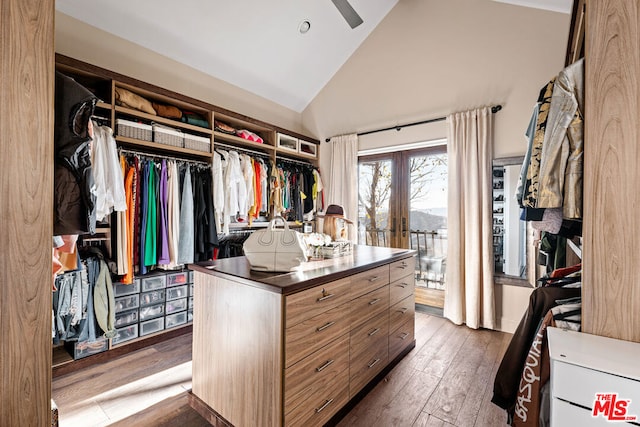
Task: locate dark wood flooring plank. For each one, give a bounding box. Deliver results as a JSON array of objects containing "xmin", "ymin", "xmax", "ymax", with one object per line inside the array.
[
  {"xmin": 455, "ymin": 329, "xmax": 509, "ymax": 427},
  {"xmin": 423, "ymin": 327, "xmax": 490, "ymax": 423},
  {"xmin": 474, "ymin": 332, "xmax": 512, "ymax": 427},
  {"xmin": 413, "ymin": 412, "xmax": 456, "ymax": 427}
]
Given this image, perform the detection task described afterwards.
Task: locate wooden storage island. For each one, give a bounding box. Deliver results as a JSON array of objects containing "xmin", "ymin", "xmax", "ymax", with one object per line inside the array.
[{"xmin": 189, "ymin": 246, "xmax": 417, "ymax": 427}]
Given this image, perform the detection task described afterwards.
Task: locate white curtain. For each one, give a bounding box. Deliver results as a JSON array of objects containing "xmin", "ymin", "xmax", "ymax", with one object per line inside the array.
[
  {"xmin": 444, "ymin": 107, "xmax": 495, "ymax": 330},
  {"xmin": 327, "ymin": 133, "xmax": 358, "ymax": 225}
]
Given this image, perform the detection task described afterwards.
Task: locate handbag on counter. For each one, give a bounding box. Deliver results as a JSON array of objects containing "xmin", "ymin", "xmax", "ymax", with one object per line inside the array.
[{"xmin": 243, "ymin": 217, "xmax": 308, "ymax": 272}]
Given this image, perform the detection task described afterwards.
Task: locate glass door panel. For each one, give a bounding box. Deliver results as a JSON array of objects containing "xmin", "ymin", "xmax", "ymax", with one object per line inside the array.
[
  {"xmin": 358, "ymin": 157, "xmax": 395, "ymax": 247},
  {"xmin": 408, "ymin": 152, "xmax": 447, "ymax": 301}
]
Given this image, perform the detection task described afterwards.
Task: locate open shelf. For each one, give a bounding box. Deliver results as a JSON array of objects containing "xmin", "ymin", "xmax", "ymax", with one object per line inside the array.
[
  {"xmin": 213, "ymin": 131, "xmax": 275, "ymax": 152},
  {"xmin": 116, "ymin": 136, "xmax": 212, "ymax": 159},
  {"xmin": 115, "ymin": 105, "xmax": 213, "ymax": 135}
]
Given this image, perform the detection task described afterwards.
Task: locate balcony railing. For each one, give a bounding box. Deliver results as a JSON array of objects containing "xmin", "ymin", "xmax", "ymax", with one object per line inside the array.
[{"xmin": 363, "ymin": 228, "xmax": 447, "ymax": 290}]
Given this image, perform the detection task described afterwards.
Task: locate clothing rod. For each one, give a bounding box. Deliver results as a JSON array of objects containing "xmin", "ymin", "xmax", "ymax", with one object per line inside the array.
[
  {"xmin": 276, "ymin": 155, "xmax": 315, "ymax": 167},
  {"xmin": 214, "ymin": 142, "xmax": 271, "ymax": 158},
  {"xmin": 324, "ymin": 104, "xmax": 502, "ymax": 142},
  {"xmin": 118, "ymin": 148, "xmax": 210, "ymax": 167}
]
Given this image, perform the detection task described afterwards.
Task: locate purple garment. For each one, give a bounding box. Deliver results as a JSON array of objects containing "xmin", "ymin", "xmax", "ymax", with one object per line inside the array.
[{"xmin": 157, "ymin": 159, "xmax": 170, "ymax": 264}]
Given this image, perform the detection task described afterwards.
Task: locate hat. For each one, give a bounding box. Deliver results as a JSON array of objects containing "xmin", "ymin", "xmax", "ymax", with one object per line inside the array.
[{"xmin": 318, "ymin": 204, "xmax": 354, "ymax": 223}]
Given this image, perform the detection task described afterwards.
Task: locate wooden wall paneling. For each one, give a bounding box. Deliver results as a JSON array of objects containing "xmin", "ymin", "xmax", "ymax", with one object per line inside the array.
[
  {"xmin": 191, "ymin": 272, "xmax": 283, "ymax": 426},
  {"xmin": 583, "ymin": 0, "xmax": 640, "ymax": 342},
  {"xmin": 0, "ymin": 0, "xmax": 54, "ymax": 424}
]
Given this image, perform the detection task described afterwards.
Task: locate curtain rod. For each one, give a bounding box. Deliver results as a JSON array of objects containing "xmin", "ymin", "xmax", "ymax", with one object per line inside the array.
[{"xmin": 324, "ymin": 105, "xmax": 502, "ymax": 143}]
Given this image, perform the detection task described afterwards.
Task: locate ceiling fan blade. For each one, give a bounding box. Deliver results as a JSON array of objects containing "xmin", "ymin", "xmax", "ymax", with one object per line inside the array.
[{"xmin": 331, "ymin": 0, "xmax": 364, "ymax": 29}]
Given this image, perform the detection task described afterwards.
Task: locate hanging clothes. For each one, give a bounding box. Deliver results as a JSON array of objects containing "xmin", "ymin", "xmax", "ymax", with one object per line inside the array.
[
  {"xmin": 178, "ymin": 164, "xmax": 194, "ymax": 264},
  {"xmin": 116, "ymin": 155, "xmax": 129, "ymax": 276},
  {"xmin": 212, "ymin": 151, "xmax": 225, "ymax": 231},
  {"xmin": 144, "ymin": 160, "xmax": 158, "ymax": 267},
  {"xmin": 163, "ymin": 160, "xmax": 181, "ymax": 269},
  {"xmin": 157, "ymin": 159, "xmax": 170, "ymax": 265},
  {"xmin": 91, "ymin": 122, "xmax": 126, "ymax": 221},
  {"xmin": 122, "ymin": 162, "xmax": 135, "ymax": 284},
  {"xmin": 139, "ymin": 160, "xmax": 150, "ymax": 275}
]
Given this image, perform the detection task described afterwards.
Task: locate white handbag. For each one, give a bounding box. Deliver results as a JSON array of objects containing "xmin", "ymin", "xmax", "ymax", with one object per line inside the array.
[{"xmin": 243, "ymin": 217, "xmax": 308, "ymax": 272}]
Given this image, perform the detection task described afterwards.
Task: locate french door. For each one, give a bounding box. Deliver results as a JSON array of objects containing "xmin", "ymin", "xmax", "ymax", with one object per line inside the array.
[{"xmin": 358, "ymin": 145, "xmax": 447, "ymax": 308}]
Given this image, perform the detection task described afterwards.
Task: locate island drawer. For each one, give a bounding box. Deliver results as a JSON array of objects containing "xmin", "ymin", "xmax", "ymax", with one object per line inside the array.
[{"xmin": 285, "ymin": 277, "xmax": 351, "ymax": 328}]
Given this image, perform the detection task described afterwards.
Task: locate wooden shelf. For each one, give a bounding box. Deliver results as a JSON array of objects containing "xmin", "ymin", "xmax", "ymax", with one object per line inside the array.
[
  {"xmin": 115, "ymin": 105, "xmax": 213, "ymax": 135},
  {"xmin": 213, "ymin": 131, "xmax": 275, "ymax": 152},
  {"xmin": 116, "ymin": 136, "xmax": 212, "ymax": 159}
]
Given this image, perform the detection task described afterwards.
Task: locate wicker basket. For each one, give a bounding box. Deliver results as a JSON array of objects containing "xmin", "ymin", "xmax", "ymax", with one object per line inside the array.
[
  {"xmin": 153, "ymin": 123, "xmax": 183, "ymax": 148},
  {"xmin": 184, "ymin": 133, "xmax": 211, "ymax": 152},
  {"xmin": 116, "ymin": 119, "xmax": 152, "ymax": 141}
]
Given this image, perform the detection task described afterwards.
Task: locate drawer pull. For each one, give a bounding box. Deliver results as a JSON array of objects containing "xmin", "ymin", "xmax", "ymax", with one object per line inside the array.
[
  {"xmin": 317, "ymin": 293, "xmax": 335, "ymax": 302},
  {"xmin": 368, "ymin": 358, "xmax": 381, "ymax": 369},
  {"xmin": 369, "ymin": 276, "xmax": 381, "ymax": 282},
  {"xmin": 399, "ymin": 332, "xmax": 409, "ymax": 340},
  {"xmin": 396, "ymin": 283, "xmax": 407, "ymax": 288},
  {"xmin": 399, "ymin": 262, "xmax": 408, "ymax": 269},
  {"xmin": 368, "ymin": 298, "xmax": 381, "ymax": 306},
  {"xmin": 316, "ymin": 359, "xmax": 335, "ymax": 372},
  {"xmin": 316, "ymin": 321, "xmax": 335, "ymax": 332},
  {"xmin": 368, "ymin": 327, "xmax": 381, "ymax": 337},
  {"xmin": 397, "ymin": 307, "xmax": 408, "ymax": 314},
  {"xmin": 315, "ymin": 398, "xmax": 334, "ymax": 413}
]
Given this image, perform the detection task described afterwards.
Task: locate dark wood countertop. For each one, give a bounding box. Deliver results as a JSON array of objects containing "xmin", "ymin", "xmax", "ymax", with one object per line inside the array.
[{"xmin": 189, "ymin": 245, "xmax": 415, "ymax": 295}]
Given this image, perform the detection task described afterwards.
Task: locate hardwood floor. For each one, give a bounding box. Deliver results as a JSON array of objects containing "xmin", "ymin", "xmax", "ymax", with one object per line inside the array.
[{"xmin": 52, "ymin": 313, "xmax": 511, "ymax": 427}]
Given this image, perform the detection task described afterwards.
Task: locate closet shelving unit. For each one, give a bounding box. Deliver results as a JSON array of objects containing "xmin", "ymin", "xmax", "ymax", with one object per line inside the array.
[
  {"xmin": 492, "ymin": 166, "xmax": 505, "ymax": 272},
  {"xmin": 53, "ymin": 54, "xmax": 320, "ymax": 375}
]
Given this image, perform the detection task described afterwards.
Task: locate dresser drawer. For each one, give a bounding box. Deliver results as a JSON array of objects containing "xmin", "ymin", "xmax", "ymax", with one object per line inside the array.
[
  {"xmin": 389, "ymin": 274, "xmax": 414, "ymax": 306},
  {"xmin": 285, "ymin": 302, "xmax": 351, "ymax": 368},
  {"xmin": 285, "ymin": 277, "xmax": 351, "ymax": 328},
  {"xmin": 390, "ymin": 294, "xmax": 415, "ymax": 333},
  {"xmin": 350, "ymin": 310, "xmax": 389, "ymax": 361},
  {"xmin": 389, "ymin": 256, "xmax": 415, "ymax": 283},
  {"xmin": 551, "ymin": 398, "xmax": 605, "ymax": 427},
  {"xmin": 285, "ymin": 333, "xmax": 349, "ymax": 414},
  {"xmin": 350, "ymin": 265, "xmax": 389, "ymax": 298},
  {"xmin": 552, "ymin": 360, "xmax": 640, "ymax": 411},
  {"xmin": 389, "ymin": 316, "xmax": 414, "ymax": 361},
  {"xmin": 350, "ymin": 285, "xmax": 389, "ymax": 329},
  {"xmin": 285, "ymin": 370, "xmax": 350, "ymax": 427},
  {"xmin": 349, "ymin": 335, "xmax": 388, "ymax": 397}
]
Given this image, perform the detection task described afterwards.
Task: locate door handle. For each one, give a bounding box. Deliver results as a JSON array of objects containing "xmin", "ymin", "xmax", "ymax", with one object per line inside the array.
[
  {"xmin": 402, "ymin": 217, "xmax": 407, "ymax": 237},
  {"xmin": 391, "ymin": 217, "xmax": 397, "ymax": 234}
]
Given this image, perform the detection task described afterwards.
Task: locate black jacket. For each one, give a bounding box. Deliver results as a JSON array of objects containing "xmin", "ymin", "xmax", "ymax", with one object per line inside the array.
[{"xmin": 54, "ymin": 72, "xmax": 97, "ymax": 235}]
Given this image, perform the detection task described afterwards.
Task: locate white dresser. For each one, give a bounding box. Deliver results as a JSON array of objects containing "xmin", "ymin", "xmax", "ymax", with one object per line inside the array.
[{"xmin": 548, "ymin": 327, "xmax": 640, "ymax": 426}]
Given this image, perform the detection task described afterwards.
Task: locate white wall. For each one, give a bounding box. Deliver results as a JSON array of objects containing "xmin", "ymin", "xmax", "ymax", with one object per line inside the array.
[{"xmin": 306, "ymin": 0, "xmax": 571, "ymax": 333}]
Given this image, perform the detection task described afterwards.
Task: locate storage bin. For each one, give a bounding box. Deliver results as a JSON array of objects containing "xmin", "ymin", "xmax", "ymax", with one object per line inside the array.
[
  {"xmin": 112, "ymin": 324, "xmax": 138, "ymax": 346},
  {"xmin": 299, "ymin": 140, "xmax": 318, "ymax": 158},
  {"xmin": 184, "ymin": 133, "xmax": 211, "ymax": 152},
  {"xmin": 114, "ymin": 294, "xmax": 139, "ymax": 313},
  {"xmin": 153, "ymin": 123, "xmax": 183, "ymax": 147},
  {"xmin": 165, "ymin": 311, "xmax": 188, "ymax": 329},
  {"xmin": 140, "ymin": 289, "xmax": 165, "ymax": 307},
  {"xmin": 166, "ymin": 285, "xmax": 188, "ymax": 301},
  {"xmin": 140, "ymin": 317, "xmax": 165, "ymax": 336},
  {"xmin": 188, "ymin": 270, "xmax": 194, "ymax": 283},
  {"xmin": 167, "ymin": 271, "xmax": 189, "ymax": 287},
  {"xmin": 189, "ymin": 283, "xmax": 194, "ymax": 296},
  {"xmin": 140, "ymin": 274, "xmax": 166, "ymax": 292},
  {"xmin": 277, "ymin": 133, "xmax": 298, "ymax": 152},
  {"xmin": 187, "ymin": 309, "xmax": 193, "ymax": 323},
  {"xmin": 114, "ymin": 308, "xmax": 139, "ymax": 328},
  {"xmin": 116, "ymin": 119, "xmax": 152, "ymax": 141},
  {"xmin": 188, "ymin": 296, "xmax": 194, "ymax": 310},
  {"xmin": 166, "ymin": 297, "xmax": 188, "ymax": 314},
  {"xmin": 66, "ymin": 336, "xmax": 108, "ymax": 360},
  {"xmin": 139, "ymin": 302, "xmax": 165, "ymax": 321},
  {"xmin": 113, "ymin": 278, "xmax": 140, "ymax": 297}
]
